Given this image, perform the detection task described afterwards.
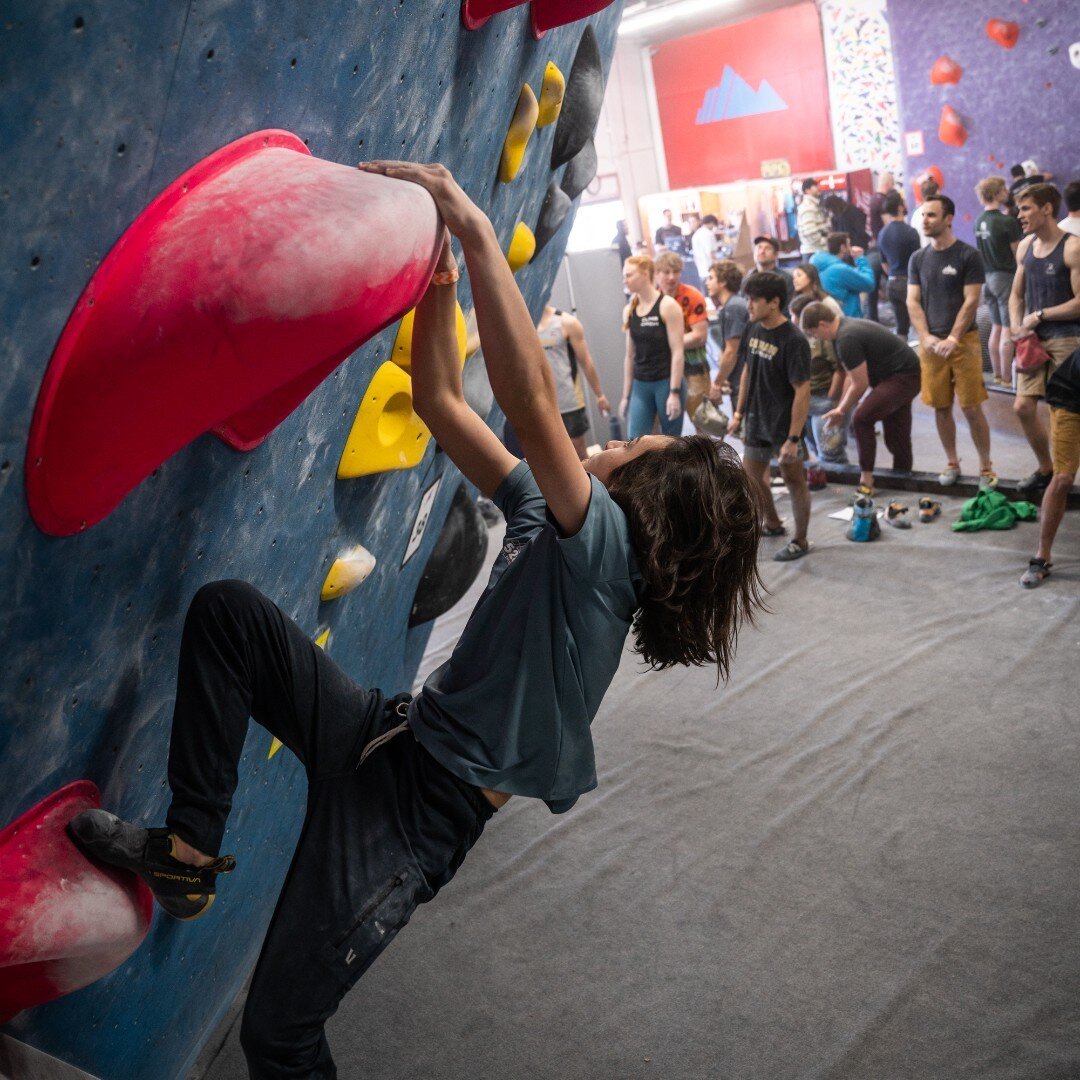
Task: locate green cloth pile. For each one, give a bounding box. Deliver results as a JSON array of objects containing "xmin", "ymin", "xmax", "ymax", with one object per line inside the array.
[{"xmin": 951, "ymin": 488, "xmax": 1039, "ymax": 532}]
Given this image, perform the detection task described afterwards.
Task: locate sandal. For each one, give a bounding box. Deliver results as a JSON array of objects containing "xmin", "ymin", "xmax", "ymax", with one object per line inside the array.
[
  {"xmin": 762, "ymin": 522, "xmax": 787, "ymax": 537},
  {"xmin": 856, "ymin": 482, "xmax": 875, "ymax": 498},
  {"xmin": 918, "ymin": 497, "xmax": 941, "ymax": 523},
  {"xmin": 885, "ymin": 501, "xmax": 911, "ymax": 529}
]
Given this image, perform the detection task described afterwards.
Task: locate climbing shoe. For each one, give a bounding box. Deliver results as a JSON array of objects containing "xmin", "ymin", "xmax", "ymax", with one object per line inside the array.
[
  {"xmin": 68, "ymin": 810, "xmax": 234, "ymax": 921},
  {"xmin": 846, "ymin": 496, "xmax": 880, "ymax": 542},
  {"xmin": 885, "ymin": 501, "xmax": 912, "ymax": 529},
  {"xmin": 918, "ymin": 497, "xmax": 941, "ymax": 523},
  {"xmin": 1020, "ymin": 558, "xmax": 1051, "ymax": 589},
  {"xmin": 1017, "ymin": 470, "xmax": 1053, "ymax": 497},
  {"xmin": 938, "ymin": 462, "xmax": 961, "ymax": 486}
]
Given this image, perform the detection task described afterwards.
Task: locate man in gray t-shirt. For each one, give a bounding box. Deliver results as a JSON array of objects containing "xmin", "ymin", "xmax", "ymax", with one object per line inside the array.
[
  {"xmin": 803, "ymin": 306, "xmax": 921, "ymax": 490},
  {"xmin": 907, "ymin": 194, "xmax": 996, "ymax": 488},
  {"xmin": 705, "ymin": 258, "xmax": 750, "ymax": 413}
]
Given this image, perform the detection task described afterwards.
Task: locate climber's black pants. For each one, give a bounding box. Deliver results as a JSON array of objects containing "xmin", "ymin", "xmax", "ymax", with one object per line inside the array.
[{"xmin": 165, "ymin": 580, "xmax": 494, "ymax": 1079}]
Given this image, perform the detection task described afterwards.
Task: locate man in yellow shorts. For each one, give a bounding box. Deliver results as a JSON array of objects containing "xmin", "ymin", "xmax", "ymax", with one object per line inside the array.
[
  {"xmin": 1021, "ymin": 346, "xmax": 1080, "ymax": 587},
  {"xmin": 907, "ymin": 194, "xmax": 997, "ymax": 488}
]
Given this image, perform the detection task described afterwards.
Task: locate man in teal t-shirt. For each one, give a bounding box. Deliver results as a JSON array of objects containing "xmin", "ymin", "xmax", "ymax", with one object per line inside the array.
[{"xmin": 68, "ymin": 162, "xmax": 765, "ymax": 1076}]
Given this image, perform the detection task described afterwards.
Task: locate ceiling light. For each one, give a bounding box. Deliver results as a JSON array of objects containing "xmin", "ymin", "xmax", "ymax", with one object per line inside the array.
[{"xmin": 618, "ymin": 0, "xmax": 733, "ymax": 37}]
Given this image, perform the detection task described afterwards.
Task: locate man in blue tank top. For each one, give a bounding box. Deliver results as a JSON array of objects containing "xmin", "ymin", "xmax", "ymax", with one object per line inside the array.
[
  {"xmin": 68, "ymin": 163, "xmax": 766, "ymax": 1078},
  {"xmin": 1009, "ymin": 183, "xmax": 1080, "ymax": 496}
]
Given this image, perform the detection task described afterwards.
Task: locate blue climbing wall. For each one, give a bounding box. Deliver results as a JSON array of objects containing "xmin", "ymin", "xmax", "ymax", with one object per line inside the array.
[{"xmin": 0, "ymin": 2, "xmax": 621, "ymax": 1076}]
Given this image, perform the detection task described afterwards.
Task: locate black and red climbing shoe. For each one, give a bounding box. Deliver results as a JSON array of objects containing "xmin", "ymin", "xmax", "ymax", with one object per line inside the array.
[{"xmin": 67, "ymin": 810, "xmax": 235, "ymax": 921}]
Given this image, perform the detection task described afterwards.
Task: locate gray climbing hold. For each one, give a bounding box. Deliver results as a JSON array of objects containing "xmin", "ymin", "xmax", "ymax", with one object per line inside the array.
[
  {"xmin": 408, "ymin": 482, "xmax": 488, "ymax": 626},
  {"xmin": 560, "ymin": 138, "xmax": 597, "ymax": 201},
  {"xmin": 550, "ymin": 26, "xmax": 603, "ymax": 169},
  {"xmin": 462, "ymin": 349, "xmax": 495, "ymax": 421},
  {"xmin": 534, "ymin": 182, "xmax": 572, "ymax": 253}
]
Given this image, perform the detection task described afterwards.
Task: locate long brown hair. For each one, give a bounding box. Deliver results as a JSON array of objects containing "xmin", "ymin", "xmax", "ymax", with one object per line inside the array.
[
  {"xmin": 795, "ymin": 262, "xmax": 827, "ymax": 301},
  {"xmin": 606, "ymin": 435, "xmax": 766, "ymax": 679}
]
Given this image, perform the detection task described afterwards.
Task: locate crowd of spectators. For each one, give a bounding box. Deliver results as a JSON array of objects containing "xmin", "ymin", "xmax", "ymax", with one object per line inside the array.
[{"xmin": 620, "ymin": 174, "xmax": 1080, "ymax": 588}]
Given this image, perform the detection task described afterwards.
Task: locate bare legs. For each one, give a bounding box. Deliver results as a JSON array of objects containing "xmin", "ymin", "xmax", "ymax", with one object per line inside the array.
[
  {"xmin": 988, "ymin": 325, "xmax": 1013, "ymax": 384},
  {"xmin": 1014, "ymin": 395, "xmax": 1053, "ymax": 475},
  {"xmin": 744, "ymin": 457, "xmax": 810, "ymax": 546},
  {"xmin": 1036, "ymin": 473, "xmax": 1074, "ymax": 562},
  {"xmin": 934, "ymin": 404, "xmax": 993, "ymax": 472}
]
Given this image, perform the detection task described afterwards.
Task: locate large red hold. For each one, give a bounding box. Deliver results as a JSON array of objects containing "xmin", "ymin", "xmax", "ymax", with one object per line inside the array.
[
  {"xmin": 0, "ymin": 782, "xmax": 154, "ymax": 1023},
  {"xmin": 939, "ymin": 105, "xmax": 968, "ymax": 148},
  {"xmin": 986, "ymin": 18, "xmax": 1020, "ymax": 49},
  {"xmin": 531, "ymin": 0, "xmax": 615, "ymax": 37},
  {"xmin": 25, "ymin": 130, "xmax": 443, "ymax": 536},
  {"xmin": 930, "ymin": 55, "xmax": 962, "ymax": 85}
]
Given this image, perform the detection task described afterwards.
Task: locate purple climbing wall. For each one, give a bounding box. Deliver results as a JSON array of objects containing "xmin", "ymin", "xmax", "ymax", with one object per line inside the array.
[{"xmin": 887, "ymin": 0, "xmax": 1080, "ymax": 238}]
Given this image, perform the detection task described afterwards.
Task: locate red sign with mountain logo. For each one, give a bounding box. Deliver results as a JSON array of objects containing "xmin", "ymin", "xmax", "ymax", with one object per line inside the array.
[{"xmin": 651, "ymin": 2, "xmax": 834, "ymax": 189}]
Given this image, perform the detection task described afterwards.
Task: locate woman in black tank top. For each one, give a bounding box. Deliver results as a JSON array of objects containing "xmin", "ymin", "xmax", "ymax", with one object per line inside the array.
[{"xmin": 620, "ymin": 256, "xmax": 686, "ymax": 439}]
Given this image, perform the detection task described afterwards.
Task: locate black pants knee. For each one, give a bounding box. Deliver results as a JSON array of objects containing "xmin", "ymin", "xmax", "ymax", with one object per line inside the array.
[{"xmin": 165, "ymin": 581, "xmax": 494, "ymax": 1079}]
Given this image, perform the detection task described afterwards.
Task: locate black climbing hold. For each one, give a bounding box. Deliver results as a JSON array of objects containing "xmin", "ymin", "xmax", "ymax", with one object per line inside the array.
[
  {"xmin": 560, "ymin": 138, "xmax": 597, "ymax": 201},
  {"xmin": 408, "ymin": 482, "xmax": 488, "ymax": 626},
  {"xmin": 534, "ymin": 182, "xmax": 572, "ymax": 254},
  {"xmin": 550, "ymin": 26, "xmax": 603, "ymax": 169}
]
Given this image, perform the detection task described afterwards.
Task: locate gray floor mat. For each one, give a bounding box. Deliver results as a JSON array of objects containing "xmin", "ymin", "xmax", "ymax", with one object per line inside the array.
[{"xmin": 201, "ymin": 493, "xmax": 1079, "ymax": 1080}]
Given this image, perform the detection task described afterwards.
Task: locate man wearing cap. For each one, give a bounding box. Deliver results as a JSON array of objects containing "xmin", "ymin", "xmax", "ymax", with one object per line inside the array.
[{"xmin": 743, "ymin": 235, "xmax": 794, "ymax": 317}]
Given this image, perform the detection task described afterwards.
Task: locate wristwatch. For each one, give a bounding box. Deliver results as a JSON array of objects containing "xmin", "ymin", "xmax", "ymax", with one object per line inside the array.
[
  {"xmin": 1034, "ymin": 310, "xmax": 1044, "ymax": 323},
  {"xmin": 785, "ymin": 435, "xmax": 799, "ymax": 444}
]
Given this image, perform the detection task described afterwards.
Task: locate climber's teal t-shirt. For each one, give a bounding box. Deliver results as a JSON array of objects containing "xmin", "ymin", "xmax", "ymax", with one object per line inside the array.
[{"xmin": 409, "ymin": 461, "xmax": 640, "ymax": 813}]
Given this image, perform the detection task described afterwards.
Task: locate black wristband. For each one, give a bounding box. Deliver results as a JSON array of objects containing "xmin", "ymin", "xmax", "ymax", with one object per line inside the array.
[{"xmin": 785, "ymin": 435, "xmax": 799, "ymax": 444}]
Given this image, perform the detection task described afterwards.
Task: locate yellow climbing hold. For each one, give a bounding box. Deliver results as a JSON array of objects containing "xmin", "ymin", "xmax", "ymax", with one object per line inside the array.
[
  {"xmin": 320, "ymin": 544, "xmax": 377, "ymax": 602},
  {"xmin": 506, "ymin": 222, "xmax": 536, "ymax": 273},
  {"xmin": 391, "ymin": 304, "xmax": 467, "ymax": 373},
  {"xmin": 536, "ymin": 61, "xmax": 565, "ymax": 128},
  {"xmin": 499, "ymin": 84, "xmax": 539, "ymax": 183},
  {"xmin": 337, "ymin": 362, "xmax": 431, "ymax": 478},
  {"xmin": 269, "ymin": 627, "xmax": 332, "ymax": 758},
  {"xmin": 462, "ymin": 308, "xmax": 480, "ymax": 359}
]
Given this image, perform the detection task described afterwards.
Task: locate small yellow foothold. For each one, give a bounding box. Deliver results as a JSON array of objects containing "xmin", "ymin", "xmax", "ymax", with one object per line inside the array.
[
  {"xmin": 268, "ymin": 737, "xmax": 284, "ymax": 760},
  {"xmin": 313, "ymin": 627, "xmax": 331, "ymax": 650},
  {"xmin": 506, "ymin": 222, "xmax": 536, "ymax": 273},
  {"xmin": 337, "ymin": 362, "xmax": 431, "ymax": 478},
  {"xmin": 462, "ymin": 308, "xmax": 480, "ymax": 359},
  {"xmin": 499, "ymin": 84, "xmax": 539, "ymax": 183},
  {"xmin": 391, "ymin": 304, "xmax": 467, "ymax": 372},
  {"xmin": 536, "ymin": 61, "xmax": 565, "ymax": 128},
  {"xmin": 320, "ymin": 544, "xmax": 377, "ymax": 602}
]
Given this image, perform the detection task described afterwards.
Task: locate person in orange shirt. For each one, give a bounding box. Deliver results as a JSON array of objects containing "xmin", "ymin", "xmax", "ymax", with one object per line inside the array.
[{"xmin": 654, "ymin": 250, "xmax": 710, "ymax": 427}]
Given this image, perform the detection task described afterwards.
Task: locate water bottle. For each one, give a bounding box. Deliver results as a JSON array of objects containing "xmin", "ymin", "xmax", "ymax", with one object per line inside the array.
[{"xmin": 608, "ymin": 413, "xmax": 624, "ymax": 443}]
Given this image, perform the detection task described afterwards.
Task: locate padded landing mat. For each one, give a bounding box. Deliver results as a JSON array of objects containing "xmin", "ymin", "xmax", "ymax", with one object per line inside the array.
[{"xmin": 202, "ymin": 492, "xmax": 1080, "ymax": 1079}]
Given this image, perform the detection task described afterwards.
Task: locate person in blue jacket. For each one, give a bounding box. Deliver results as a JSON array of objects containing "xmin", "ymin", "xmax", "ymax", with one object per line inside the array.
[
  {"xmin": 66, "ymin": 162, "xmax": 766, "ymax": 1079},
  {"xmin": 811, "ymin": 232, "xmax": 877, "ymax": 317}
]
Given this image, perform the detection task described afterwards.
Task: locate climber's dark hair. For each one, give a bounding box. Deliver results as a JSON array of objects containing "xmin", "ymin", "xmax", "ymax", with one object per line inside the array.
[{"xmin": 606, "ymin": 435, "xmax": 766, "ymax": 679}]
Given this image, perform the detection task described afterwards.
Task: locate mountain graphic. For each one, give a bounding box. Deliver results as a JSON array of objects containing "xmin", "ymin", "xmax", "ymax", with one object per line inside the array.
[{"xmin": 695, "ymin": 65, "xmax": 788, "ymax": 124}]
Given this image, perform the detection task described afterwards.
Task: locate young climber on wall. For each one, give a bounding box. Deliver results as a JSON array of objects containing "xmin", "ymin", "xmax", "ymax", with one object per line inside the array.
[{"xmin": 68, "ymin": 161, "xmax": 765, "ymax": 1079}]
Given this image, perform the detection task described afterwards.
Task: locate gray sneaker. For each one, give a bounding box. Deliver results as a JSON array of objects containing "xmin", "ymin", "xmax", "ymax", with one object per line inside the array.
[
  {"xmin": 773, "ymin": 539, "xmax": 813, "ymax": 562},
  {"xmin": 938, "ymin": 463, "xmax": 961, "ymax": 486}
]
